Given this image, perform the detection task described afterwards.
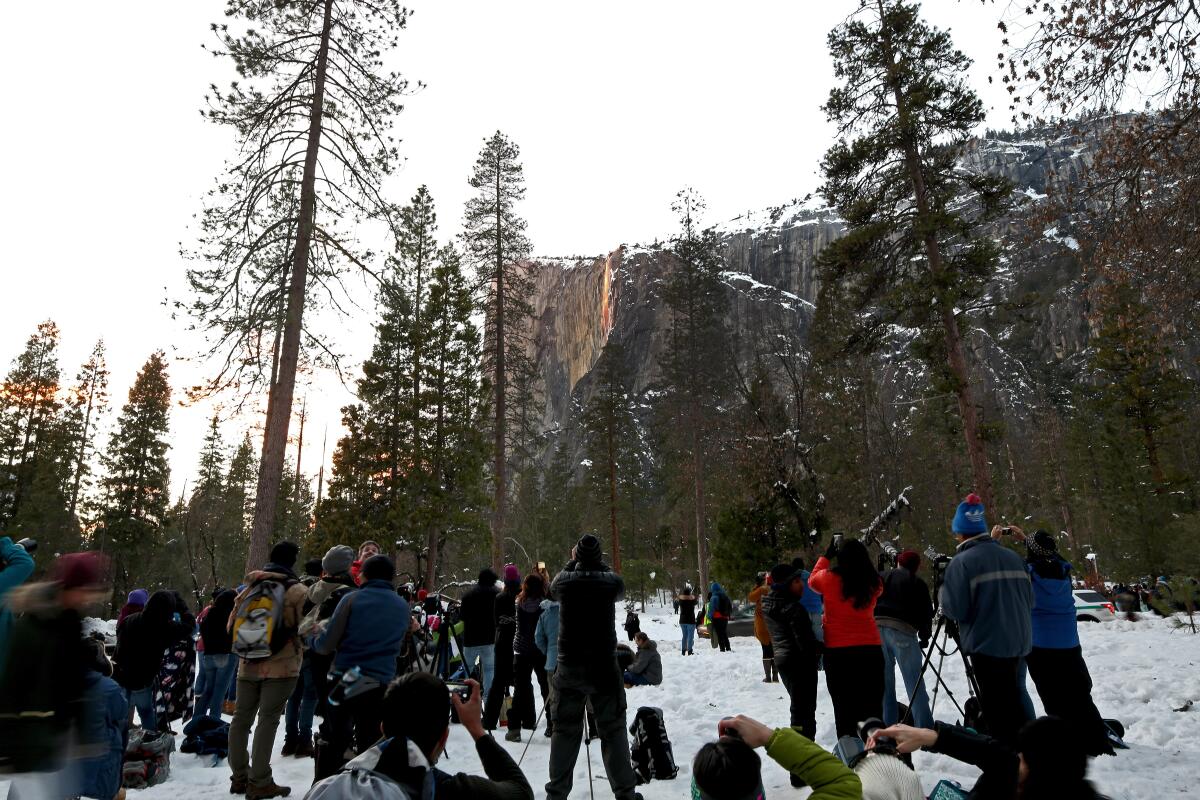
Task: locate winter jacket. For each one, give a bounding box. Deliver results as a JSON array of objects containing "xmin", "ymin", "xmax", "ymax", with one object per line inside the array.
[
  {"xmin": 314, "ymin": 579, "xmax": 409, "ymax": 683},
  {"xmin": 676, "ymin": 593, "xmax": 698, "ymax": 625},
  {"xmin": 233, "ymin": 564, "xmax": 309, "ymax": 680},
  {"xmin": 533, "ymin": 599, "xmax": 560, "ymax": 671},
  {"xmin": 764, "ymin": 727, "xmax": 862, "ymax": 800},
  {"xmin": 493, "ymin": 583, "xmax": 519, "ymax": 654},
  {"xmin": 0, "ymin": 583, "xmax": 91, "ymax": 772},
  {"xmin": 117, "ymin": 601, "xmax": 145, "ymax": 628},
  {"xmin": 512, "ymin": 596, "xmax": 544, "ymax": 656},
  {"xmin": 625, "ymin": 639, "xmax": 662, "ymax": 685},
  {"xmin": 550, "ymin": 560, "xmax": 625, "ymax": 670},
  {"xmin": 199, "ymin": 589, "xmax": 236, "ymax": 655},
  {"xmin": 748, "ymin": 584, "xmax": 771, "ymax": 645},
  {"xmin": 77, "ymin": 670, "xmax": 128, "ymax": 800},
  {"xmin": 1027, "ymin": 556, "xmax": 1079, "ymax": 649},
  {"xmin": 874, "ymin": 565, "xmax": 934, "ymax": 643},
  {"xmin": 808, "ymin": 556, "xmax": 883, "ymax": 649},
  {"xmin": 708, "ymin": 583, "xmax": 732, "ymax": 619},
  {"xmin": 113, "ymin": 592, "xmax": 189, "ymax": 690},
  {"xmin": 460, "ymin": 579, "xmax": 500, "ymax": 647},
  {"xmin": 0, "ymin": 536, "xmax": 35, "ymax": 660},
  {"xmin": 940, "ymin": 535, "xmax": 1034, "ymax": 658},
  {"xmin": 760, "ymin": 583, "xmax": 817, "ymax": 671},
  {"xmin": 799, "ymin": 571, "xmax": 823, "ymax": 615},
  {"xmin": 301, "ymin": 574, "xmax": 358, "ymax": 635}
]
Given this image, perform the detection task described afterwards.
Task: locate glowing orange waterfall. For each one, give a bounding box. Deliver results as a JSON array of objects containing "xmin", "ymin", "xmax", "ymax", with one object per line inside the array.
[{"xmin": 600, "ymin": 250, "xmax": 616, "ymax": 341}]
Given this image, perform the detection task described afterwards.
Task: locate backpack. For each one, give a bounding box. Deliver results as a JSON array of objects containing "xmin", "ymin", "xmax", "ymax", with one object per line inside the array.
[
  {"xmin": 629, "ymin": 706, "xmax": 678, "ymax": 784},
  {"xmin": 122, "ymin": 727, "xmax": 175, "ymax": 788},
  {"xmin": 303, "ymin": 740, "xmax": 437, "ymax": 800},
  {"xmin": 232, "ymin": 578, "xmax": 295, "ymax": 661}
]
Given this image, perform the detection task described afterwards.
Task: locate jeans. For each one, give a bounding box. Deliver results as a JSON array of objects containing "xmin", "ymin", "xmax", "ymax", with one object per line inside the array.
[
  {"xmin": 680, "ymin": 624, "xmax": 696, "ymax": 653},
  {"xmin": 191, "ymin": 653, "xmax": 238, "ymax": 724},
  {"xmin": 1016, "ymin": 657, "xmax": 1037, "ymax": 720},
  {"xmin": 462, "ymin": 644, "xmax": 496, "ymax": 697},
  {"xmin": 285, "ymin": 657, "xmax": 317, "ymax": 742},
  {"xmin": 127, "ymin": 685, "xmax": 157, "ymax": 730},
  {"xmin": 879, "ymin": 626, "xmax": 933, "ymax": 728},
  {"xmin": 546, "ymin": 662, "xmax": 639, "ymax": 800},
  {"xmin": 623, "ymin": 670, "xmax": 651, "ymax": 686},
  {"xmin": 228, "ymin": 676, "xmax": 296, "ymax": 788}
]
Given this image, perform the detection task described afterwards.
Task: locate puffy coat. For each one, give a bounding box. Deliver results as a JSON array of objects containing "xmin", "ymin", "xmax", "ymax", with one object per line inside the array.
[
  {"xmin": 533, "ymin": 599, "xmax": 560, "ymax": 671},
  {"xmin": 550, "ymin": 560, "xmax": 625, "ymax": 669},
  {"xmin": 625, "ymin": 639, "xmax": 662, "ymax": 685},
  {"xmin": 760, "ymin": 583, "xmax": 817, "ymax": 671},
  {"xmin": 77, "ymin": 670, "xmax": 128, "ymax": 800},
  {"xmin": 764, "ymin": 727, "xmax": 862, "ymax": 799},
  {"xmin": 808, "ymin": 556, "xmax": 882, "ymax": 648},
  {"xmin": 314, "ymin": 579, "xmax": 410, "ymax": 683},
  {"xmin": 460, "ymin": 576, "xmax": 500, "ymax": 647},
  {"xmin": 512, "ymin": 596, "xmax": 545, "ymax": 655},
  {"xmin": 940, "ymin": 536, "xmax": 1033, "ymax": 658},
  {"xmin": 233, "ymin": 564, "xmax": 309, "ymax": 680},
  {"xmin": 874, "ymin": 566, "xmax": 934, "ymax": 643},
  {"xmin": 748, "ymin": 584, "xmax": 771, "ymax": 645},
  {"xmin": 114, "ymin": 591, "xmax": 189, "ymax": 690},
  {"xmin": 708, "ymin": 582, "xmax": 732, "ymax": 619},
  {"xmin": 1027, "ymin": 556, "xmax": 1079, "ymax": 649},
  {"xmin": 676, "ymin": 593, "xmax": 698, "ymax": 625}
]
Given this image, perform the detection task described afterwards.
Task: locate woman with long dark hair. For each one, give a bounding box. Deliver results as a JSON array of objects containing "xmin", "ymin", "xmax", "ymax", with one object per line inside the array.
[
  {"xmin": 113, "ymin": 590, "xmax": 185, "ymax": 730},
  {"xmin": 809, "ymin": 537, "xmax": 884, "ymax": 737},
  {"xmin": 507, "ymin": 573, "xmax": 550, "ymax": 742}
]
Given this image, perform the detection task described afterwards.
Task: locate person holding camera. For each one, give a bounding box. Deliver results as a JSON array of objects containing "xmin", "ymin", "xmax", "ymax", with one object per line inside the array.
[
  {"xmin": 545, "ymin": 534, "xmax": 640, "ymax": 800},
  {"xmin": 508, "ymin": 573, "xmax": 550, "ymax": 741},
  {"xmin": 809, "ymin": 537, "xmax": 885, "ymax": 738},
  {"xmin": 875, "ymin": 550, "xmax": 935, "ymax": 729},
  {"xmin": 691, "ymin": 715, "xmax": 861, "ymax": 800},
  {"xmin": 761, "ymin": 562, "xmax": 820, "ymax": 756},
  {"xmin": 304, "ymin": 675, "xmax": 533, "ymax": 800},
  {"xmin": 0, "ymin": 535, "xmax": 35, "ymax": 660},
  {"xmin": 311, "ymin": 553, "xmax": 409, "ymax": 781},
  {"xmin": 940, "ymin": 494, "xmax": 1034, "ymax": 747}
]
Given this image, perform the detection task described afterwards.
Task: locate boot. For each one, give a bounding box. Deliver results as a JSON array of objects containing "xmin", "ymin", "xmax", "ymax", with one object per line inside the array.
[
  {"xmin": 229, "ymin": 776, "xmax": 248, "ymax": 795},
  {"xmin": 223, "ymin": 700, "xmax": 237, "ymax": 716},
  {"xmin": 280, "ymin": 738, "xmax": 297, "ymax": 757},
  {"xmin": 293, "ymin": 736, "xmax": 315, "ymax": 758},
  {"xmin": 770, "ymin": 661, "xmax": 780, "ymax": 682},
  {"xmin": 761, "ymin": 659, "xmax": 773, "ymax": 683},
  {"xmin": 246, "ymin": 781, "xmax": 292, "ymax": 800},
  {"xmin": 504, "ymin": 727, "xmax": 522, "ymax": 742}
]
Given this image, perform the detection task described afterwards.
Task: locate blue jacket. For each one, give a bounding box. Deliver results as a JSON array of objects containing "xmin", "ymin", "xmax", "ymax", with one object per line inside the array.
[
  {"xmin": 1028, "ymin": 559, "xmax": 1079, "ymax": 649},
  {"xmin": 940, "ymin": 535, "xmax": 1033, "ymax": 658},
  {"xmin": 0, "ymin": 537, "xmax": 35, "ymax": 660},
  {"xmin": 314, "ymin": 579, "xmax": 409, "ymax": 683},
  {"xmin": 77, "ymin": 671, "xmax": 128, "ymax": 800},
  {"xmin": 534, "ymin": 599, "xmax": 560, "ymax": 671},
  {"xmin": 799, "ymin": 570, "xmax": 824, "ymax": 615}
]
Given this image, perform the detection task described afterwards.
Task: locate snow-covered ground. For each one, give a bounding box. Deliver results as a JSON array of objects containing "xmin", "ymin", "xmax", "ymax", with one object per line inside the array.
[{"xmin": 13, "ymin": 605, "xmax": 1195, "ymax": 799}]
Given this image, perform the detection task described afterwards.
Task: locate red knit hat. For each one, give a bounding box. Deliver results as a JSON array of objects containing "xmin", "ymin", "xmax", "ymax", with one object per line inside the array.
[
  {"xmin": 52, "ymin": 552, "xmax": 109, "ymax": 590},
  {"xmin": 897, "ymin": 550, "xmax": 921, "ymax": 572}
]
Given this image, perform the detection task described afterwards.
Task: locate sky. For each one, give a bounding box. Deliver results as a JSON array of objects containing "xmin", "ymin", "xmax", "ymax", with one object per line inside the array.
[{"xmin": 0, "ymin": 0, "xmax": 1013, "ymax": 499}]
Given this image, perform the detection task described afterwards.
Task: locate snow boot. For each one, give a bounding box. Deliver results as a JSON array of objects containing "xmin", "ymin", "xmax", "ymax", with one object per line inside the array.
[
  {"xmin": 505, "ymin": 727, "xmax": 522, "ymax": 742},
  {"xmin": 293, "ymin": 737, "xmax": 315, "ymax": 758},
  {"xmin": 229, "ymin": 775, "xmax": 248, "ymax": 795},
  {"xmin": 761, "ymin": 659, "xmax": 773, "ymax": 683},
  {"xmin": 246, "ymin": 781, "xmax": 291, "ymax": 800},
  {"xmin": 280, "ymin": 738, "xmax": 297, "ymax": 757},
  {"xmin": 771, "ymin": 661, "xmax": 780, "ymax": 682}
]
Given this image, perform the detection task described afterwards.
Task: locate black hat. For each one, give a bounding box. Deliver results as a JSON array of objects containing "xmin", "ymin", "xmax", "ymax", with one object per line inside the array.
[
  {"xmin": 269, "ymin": 541, "xmax": 299, "ymax": 570},
  {"xmin": 770, "ymin": 562, "xmax": 803, "ymax": 585},
  {"xmin": 576, "ymin": 534, "xmax": 603, "ymax": 564},
  {"xmin": 361, "ymin": 554, "xmax": 396, "ymax": 583},
  {"xmin": 1029, "ymin": 530, "xmax": 1058, "ymax": 559}
]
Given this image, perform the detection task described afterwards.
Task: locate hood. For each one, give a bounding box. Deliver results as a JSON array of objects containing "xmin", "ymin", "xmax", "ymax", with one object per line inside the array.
[
  {"xmin": 518, "ymin": 597, "xmax": 544, "ymax": 612},
  {"xmin": 539, "ymin": 598, "xmax": 558, "ymax": 611},
  {"xmin": 638, "ymin": 639, "xmax": 657, "ymax": 652},
  {"xmin": 709, "ymin": 582, "xmax": 725, "ymax": 597}
]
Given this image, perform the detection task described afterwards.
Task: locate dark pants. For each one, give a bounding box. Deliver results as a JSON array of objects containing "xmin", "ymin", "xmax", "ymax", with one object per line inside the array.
[
  {"xmin": 1026, "ymin": 646, "xmax": 1111, "ymax": 755},
  {"xmin": 483, "ymin": 643, "xmax": 515, "ymax": 729},
  {"xmin": 970, "ymin": 653, "xmax": 1031, "ymax": 747},
  {"xmin": 824, "ymin": 645, "xmax": 884, "ymax": 738},
  {"xmin": 310, "ymin": 651, "xmax": 334, "ymax": 717},
  {"xmin": 546, "ymin": 662, "xmax": 639, "ymax": 800},
  {"xmin": 511, "ymin": 649, "xmax": 549, "ymax": 731},
  {"xmin": 761, "ymin": 642, "xmax": 774, "ymax": 659},
  {"xmin": 284, "ymin": 656, "xmax": 317, "ymax": 742},
  {"xmin": 712, "ymin": 619, "xmax": 732, "ymax": 651},
  {"xmin": 314, "ymin": 685, "xmax": 386, "ymax": 781},
  {"xmin": 777, "ymin": 651, "xmax": 819, "ymax": 739}
]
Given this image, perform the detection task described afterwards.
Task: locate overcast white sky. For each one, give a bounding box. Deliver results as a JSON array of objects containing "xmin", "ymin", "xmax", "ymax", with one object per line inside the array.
[{"xmin": 0, "ymin": 0, "xmax": 1011, "ymax": 498}]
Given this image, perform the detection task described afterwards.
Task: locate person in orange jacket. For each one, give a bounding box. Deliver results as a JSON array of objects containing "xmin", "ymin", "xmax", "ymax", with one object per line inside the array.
[{"xmin": 747, "ymin": 572, "xmax": 777, "ymax": 682}]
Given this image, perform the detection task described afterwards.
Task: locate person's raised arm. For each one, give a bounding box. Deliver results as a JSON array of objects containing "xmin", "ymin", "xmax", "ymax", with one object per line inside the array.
[
  {"xmin": 722, "ymin": 716, "xmax": 861, "ymax": 800},
  {"xmin": 0, "ymin": 537, "xmax": 34, "ymax": 600},
  {"xmin": 448, "ymin": 679, "xmax": 533, "ymax": 800}
]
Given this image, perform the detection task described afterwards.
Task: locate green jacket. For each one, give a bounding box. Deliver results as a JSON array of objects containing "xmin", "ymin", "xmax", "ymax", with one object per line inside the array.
[{"xmin": 766, "ymin": 727, "xmax": 862, "ymax": 800}]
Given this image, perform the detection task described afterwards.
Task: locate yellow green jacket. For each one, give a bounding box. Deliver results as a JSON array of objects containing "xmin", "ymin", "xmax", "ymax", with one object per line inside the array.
[{"xmin": 766, "ymin": 727, "xmax": 862, "ymax": 799}]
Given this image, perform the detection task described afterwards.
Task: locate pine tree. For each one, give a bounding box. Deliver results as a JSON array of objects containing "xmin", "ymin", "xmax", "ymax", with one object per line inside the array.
[
  {"xmin": 187, "ymin": 416, "xmax": 227, "ymax": 592},
  {"xmin": 188, "ymin": 0, "xmax": 414, "ymax": 572},
  {"xmin": 819, "ymin": 0, "xmax": 1011, "ymax": 511},
  {"xmin": 65, "ymin": 339, "xmax": 109, "ymax": 521},
  {"xmin": 580, "ymin": 342, "xmax": 637, "ymax": 572},
  {"xmin": 219, "ymin": 433, "xmax": 256, "ymax": 585},
  {"xmin": 463, "ymin": 131, "xmax": 535, "ymax": 571},
  {"xmin": 0, "ymin": 321, "xmax": 63, "ymax": 527},
  {"xmin": 98, "ymin": 352, "xmax": 172, "ymax": 604}
]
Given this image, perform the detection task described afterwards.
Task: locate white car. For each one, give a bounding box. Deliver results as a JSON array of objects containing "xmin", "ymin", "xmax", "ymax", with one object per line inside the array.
[{"xmin": 1073, "ymin": 589, "xmax": 1116, "ymax": 622}]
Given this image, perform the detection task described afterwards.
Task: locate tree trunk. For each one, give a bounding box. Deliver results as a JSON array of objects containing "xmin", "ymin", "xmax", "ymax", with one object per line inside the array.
[
  {"xmin": 606, "ymin": 399, "xmax": 621, "ymax": 573},
  {"xmin": 245, "ymin": 0, "xmax": 335, "ymax": 573},
  {"xmin": 490, "ymin": 162, "xmax": 506, "ymax": 572}
]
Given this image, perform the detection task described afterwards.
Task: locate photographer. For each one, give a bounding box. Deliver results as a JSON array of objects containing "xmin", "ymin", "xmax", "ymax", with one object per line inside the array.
[
  {"xmin": 692, "ymin": 715, "xmax": 861, "ymax": 800},
  {"xmin": 869, "ymin": 717, "xmax": 1111, "ymax": 800},
  {"xmin": 761, "ymin": 562, "xmax": 819, "ymax": 754},
  {"xmin": 311, "ymin": 553, "xmax": 409, "ymax": 781},
  {"xmin": 0, "ymin": 535, "xmax": 36, "ymax": 660},
  {"xmin": 875, "ymin": 550, "xmax": 934, "ymax": 728},
  {"xmin": 304, "ymin": 675, "xmax": 533, "ymax": 800},
  {"xmin": 940, "ymin": 494, "xmax": 1034, "ymax": 746}
]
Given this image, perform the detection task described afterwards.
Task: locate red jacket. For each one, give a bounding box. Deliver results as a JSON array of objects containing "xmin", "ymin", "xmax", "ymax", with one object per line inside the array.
[{"xmin": 808, "ymin": 556, "xmax": 882, "ymax": 648}]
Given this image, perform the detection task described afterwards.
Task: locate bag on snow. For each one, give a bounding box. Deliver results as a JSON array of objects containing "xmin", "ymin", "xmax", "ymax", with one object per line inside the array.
[
  {"xmin": 232, "ymin": 578, "xmax": 294, "ymax": 660},
  {"xmin": 629, "ymin": 706, "xmax": 678, "ymax": 784},
  {"xmin": 122, "ymin": 727, "xmax": 175, "ymax": 788}
]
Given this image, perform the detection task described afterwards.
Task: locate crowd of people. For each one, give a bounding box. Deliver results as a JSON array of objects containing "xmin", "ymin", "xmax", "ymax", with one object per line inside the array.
[{"xmin": 0, "ymin": 488, "xmax": 1153, "ymax": 800}]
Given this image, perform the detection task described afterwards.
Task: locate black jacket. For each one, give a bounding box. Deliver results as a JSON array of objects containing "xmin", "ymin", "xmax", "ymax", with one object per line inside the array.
[
  {"xmin": 460, "ymin": 581, "xmax": 500, "ymax": 647},
  {"xmin": 512, "ymin": 597, "xmax": 544, "ymax": 656},
  {"xmin": 550, "ymin": 560, "xmax": 624, "ymax": 668},
  {"xmin": 199, "ymin": 590, "xmax": 236, "ymax": 655},
  {"xmin": 760, "ymin": 583, "xmax": 816, "ymax": 671},
  {"xmin": 493, "ymin": 583, "xmax": 519, "ymax": 653},
  {"xmin": 874, "ymin": 566, "xmax": 934, "ymax": 642},
  {"xmin": 113, "ymin": 593, "xmax": 190, "ymax": 690},
  {"xmin": 677, "ymin": 594, "xmax": 698, "ymax": 625}
]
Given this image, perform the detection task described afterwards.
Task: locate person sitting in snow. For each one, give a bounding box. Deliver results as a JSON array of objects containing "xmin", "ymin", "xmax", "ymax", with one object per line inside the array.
[
  {"xmin": 623, "ymin": 632, "xmax": 662, "ymax": 687},
  {"xmin": 302, "ymin": 674, "xmax": 533, "ymax": 800}
]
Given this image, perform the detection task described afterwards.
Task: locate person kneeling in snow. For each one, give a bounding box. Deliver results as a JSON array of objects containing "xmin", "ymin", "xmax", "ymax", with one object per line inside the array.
[
  {"xmin": 691, "ymin": 715, "xmax": 861, "ymax": 800},
  {"xmin": 623, "ymin": 632, "xmax": 662, "ymax": 687},
  {"xmin": 303, "ymin": 674, "xmax": 533, "ymax": 800}
]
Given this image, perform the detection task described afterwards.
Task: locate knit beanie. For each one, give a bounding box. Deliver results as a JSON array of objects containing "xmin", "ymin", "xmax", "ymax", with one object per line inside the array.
[
  {"xmin": 576, "ymin": 534, "xmax": 603, "ymax": 564},
  {"xmin": 951, "ymin": 493, "xmax": 988, "ymax": 535},
  {"xmin": 52, "ymin": 552, "xmax": 108, "ymax": 590},
  {"xmin": 269, "ymin": 540, "xmax": 299, "ymax": 570},
  {"xmin": 855, "ymin": 753, "xmax": 925, "ymax": 800},
  {"xmin": 127, "ymin": 588, "xmax": 149, "ymax": 606},
  {"xmin": 503, "ymin": 563, "xmax": 521, "ymax": 583},
  {"xmin": 1028, "ymin": 530, "xmax": 1058, "ymax": 559},
  {"xmin": 322, "ymin": 545, "xmax": 355, "ymax": 576},
  {"xmin": 897, "ymin": 551, "xmax": 921, "ymax": 572}
]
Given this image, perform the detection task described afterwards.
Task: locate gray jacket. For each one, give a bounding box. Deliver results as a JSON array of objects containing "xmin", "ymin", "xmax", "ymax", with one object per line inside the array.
[
  {"xmin": 626, "ymin": 639, "xmax": 662, "ymax": 685},
  {"xmin": 940, "ymin": 535, "xmax": 1034, "ymax": 658}
]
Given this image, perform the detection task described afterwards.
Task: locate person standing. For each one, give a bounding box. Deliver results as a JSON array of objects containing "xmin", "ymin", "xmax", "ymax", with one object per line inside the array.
[
  {"xmin": 227, "ymin": 541, "xmax": 309, "ymax": 799},
  {"xmin": 875, "ymin": 550, "xmax": 935, "ymax": 728},
  {"xmin": 507, "ymin": 573, "xmax": 549, "ymax": 741},
  {"xmin": 1017, "ymin": 528, "xmax": 1115, "ymax": 756},
  {"xmin": 676, "ymin": 585, "xmax": 698, "ymax": 655},
  {"xmin": 299, "ymin": 546, "xmax": 357, "ymax": 720},
  {"xmin": 533, "ymin": 591, "xmax": 560, "ymax": 739},
  {"xmin": 545, "ymin": 535, "xmax": 640, "ymax": 800},
  {"xmin": 939, "ymin": 494, "xmax": 1034, "ymax": 747},
  {"xmin": 117, "ymin": 588, "xmax": 148, "ymax": 628},
  {"xmin": 460, "ymin": 568, "xmax": 500, "ymax": 696},
  {"xmin": 761, "ymin": 561, "xmax": 819, "ymax": 773},
  {"xmin": 114, "ymin": 590, "xmax": 187, "ymax": 731},
  {"xmin": 748, "ymin": 572, "xmax": 775, "ymax": 682},
  {"xmin": 189, "ymin": 588, "xmax": 238, "ymax": 726},
  {"xmin": 708, "ymin": 581, "xmax": 733, "ymax": 652},
  {"xmin": 154, "ymin": 590, "xmax": 197, "ymax": 733},
  {"xmin": 483, "ymin": 565, "xmax": 521, "ymax": 730},
  {"xmin": 808, "ymin": 538, "xmax": 884, "ymax": 738}
]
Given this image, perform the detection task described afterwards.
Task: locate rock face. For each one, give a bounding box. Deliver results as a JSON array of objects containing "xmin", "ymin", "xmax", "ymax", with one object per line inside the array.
[{"xmin": 521, "ymin": 125, "xmax": 1104, "ymax": 466}]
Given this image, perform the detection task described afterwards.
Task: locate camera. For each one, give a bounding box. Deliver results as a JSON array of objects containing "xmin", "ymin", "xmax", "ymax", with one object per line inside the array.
[
  {"xmin": 445, "ymin": 681, "xmax": 472, "ymax": 703},
  {"xmin": 857, "ymin": 718, "xmax": 898, "ymax": 757},
  {"xmin": 1001, "ymin": 526, "xmax": 1013, "ymax": 536},
  {"xmin": 717, "ymin": 716, "xmax": 741, "ymax": 740},
  {"xmin": 832, "ymin": 533, "xmax": 844, "ymax": 548}
]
